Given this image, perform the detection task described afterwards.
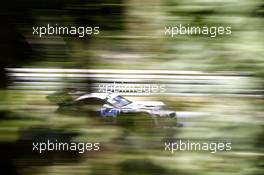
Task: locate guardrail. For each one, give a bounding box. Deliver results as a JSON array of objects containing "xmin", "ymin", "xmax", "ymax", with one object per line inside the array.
[{"xmin": 5, "ymin": 68, "xmax": 262, "ymax": 98}]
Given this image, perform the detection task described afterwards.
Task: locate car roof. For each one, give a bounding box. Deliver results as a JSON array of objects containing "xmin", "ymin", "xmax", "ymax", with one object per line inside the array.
[{"xmin": 75, "ymin": 93, "xmax": 109, "ymax": 101}]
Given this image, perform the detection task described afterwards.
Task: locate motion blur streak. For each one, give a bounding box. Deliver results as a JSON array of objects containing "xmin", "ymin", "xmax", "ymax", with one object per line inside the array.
[
  {"xmin": 0, "ymin": 0, "xmax": 264, "ymax": 175},
  {"xmin": 6, "ymin": 68, "xmax": 262, "ymax": 98}
]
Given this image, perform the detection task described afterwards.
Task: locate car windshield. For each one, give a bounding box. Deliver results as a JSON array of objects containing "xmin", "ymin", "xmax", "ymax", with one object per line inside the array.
[{"xmin": 110, "ymin": 95, "xmax": 131, "ymax": 108}]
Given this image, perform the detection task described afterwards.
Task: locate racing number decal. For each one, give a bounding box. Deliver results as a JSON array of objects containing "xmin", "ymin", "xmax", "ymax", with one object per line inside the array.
[{"xmin": 100, "ymin": 108, "xmax": 120, "ymax": 118}]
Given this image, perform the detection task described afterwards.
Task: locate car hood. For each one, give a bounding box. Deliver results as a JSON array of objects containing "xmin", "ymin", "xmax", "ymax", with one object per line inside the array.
[
  {"xmin": 123, "ymin": 101, "xmax": 165, "ymax": 109},
  {"xmin": 132, "ymin": 101, "xmax": 165, "ymax": 107}
]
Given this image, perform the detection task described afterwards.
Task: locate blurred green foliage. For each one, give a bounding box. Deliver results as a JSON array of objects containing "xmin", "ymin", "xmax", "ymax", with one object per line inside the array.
[{"xmin": 0, "ymin": 0, "xmax": 263, "ymax": 175}]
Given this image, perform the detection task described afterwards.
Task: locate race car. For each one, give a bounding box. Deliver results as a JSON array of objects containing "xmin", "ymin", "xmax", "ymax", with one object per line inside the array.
[
  {"xmin": 76, "ymin": 93, "xmax": 177, "ymax": 118},
  {"xmin": 47, "ymin": 90, "xmax": 177, "ymax": 119}
]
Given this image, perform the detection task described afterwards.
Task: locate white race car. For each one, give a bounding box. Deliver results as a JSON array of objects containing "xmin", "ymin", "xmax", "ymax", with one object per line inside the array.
[
  {"xmin": 76, "ymin": 93, "xmax": 177, "ymax": 118},
  {"xmin": 48, "ymin": 91, "xmax": 177, "ymax": 119}
]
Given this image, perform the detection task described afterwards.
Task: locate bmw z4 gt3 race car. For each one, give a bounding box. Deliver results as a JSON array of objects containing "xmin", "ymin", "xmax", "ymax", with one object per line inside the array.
[
  {"xmin": 47, "ymin": 90, "xmax": 177, "ymax": 119},
  {"xmin": 77, "ymin": 93, "xmax": 177, "ymax": 118}
]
